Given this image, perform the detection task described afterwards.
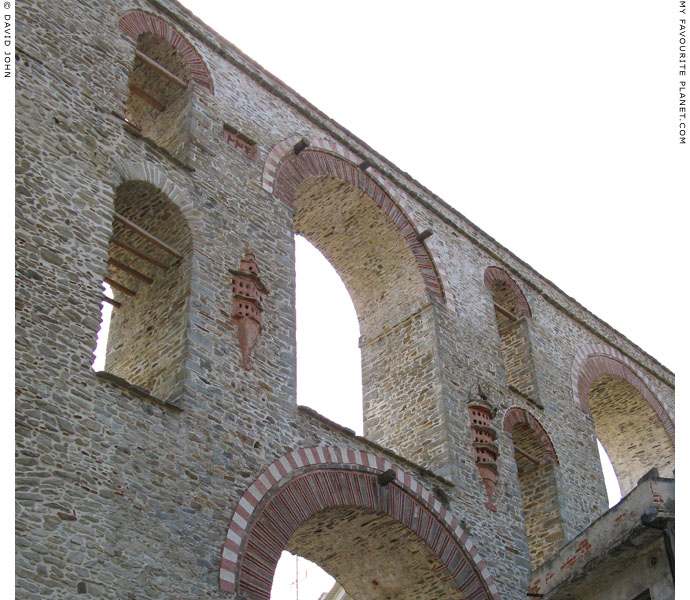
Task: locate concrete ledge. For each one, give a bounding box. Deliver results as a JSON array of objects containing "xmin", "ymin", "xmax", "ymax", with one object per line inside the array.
[{"xmin": 529, "ymin": 478, "xmax": 674, "ymax": 599}]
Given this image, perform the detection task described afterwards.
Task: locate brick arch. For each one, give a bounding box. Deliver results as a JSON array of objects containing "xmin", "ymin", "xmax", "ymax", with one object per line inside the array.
[
  {"xmin": 118, "ymin": 10, "xmax": 214, "ymax": 93},
  {"xmin": 570, "ymin": 344, "xmax": 674, "ymax": 441},
  {"xmin": 262, "ymin": 137, "xmax": 453, "ymax": 310},
  {"xmin": 502, "ymin": 407, "xmax": 559, "ymax": 464},
  {"xmin": 220, "ymin": 446, "xmax": 500, "ymax": 600},
  {"xmin": 484, "ymin": 267, "xmax": 531, "ymax": 317}
]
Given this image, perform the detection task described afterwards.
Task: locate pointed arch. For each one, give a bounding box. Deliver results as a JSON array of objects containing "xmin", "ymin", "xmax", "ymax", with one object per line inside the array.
[
  {"xmin": 262, "ymin": 136, "xmax": 452, "ymax": 310},
  {"xmin": 220, "ymin": 446, "xmax": 500, "ymax": 600},
  {"xmin": 118, "ymin": 10, "xmax": 214, "ymax": 93}
]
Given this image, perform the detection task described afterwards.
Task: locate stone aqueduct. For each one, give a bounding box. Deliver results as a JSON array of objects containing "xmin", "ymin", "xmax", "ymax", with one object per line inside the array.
[{"xmin": 15, "ymin": 1, "xmax": 675, "ymax": 599}]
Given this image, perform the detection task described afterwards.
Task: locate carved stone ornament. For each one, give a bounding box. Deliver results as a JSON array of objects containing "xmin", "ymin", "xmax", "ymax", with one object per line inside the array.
[
  {"xmin": 229, "ymin": 252, "xmax": 269, "ymax": 370},
  {"xmin": 468, "ymin": 384, "xmax": 499, "ymax": 511}
]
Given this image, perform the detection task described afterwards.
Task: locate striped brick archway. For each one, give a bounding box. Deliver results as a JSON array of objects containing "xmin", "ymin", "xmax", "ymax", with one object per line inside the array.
[
  {"xmin": 118, "ymin": 10, "xmax": 214, "ymax": 93},
  {"xmin": 570, "ymin": 344, "xmax": 674, "ymax": 441},
  {"xmin": 483, "ymin": 267, "xmax": 531, "ymax": 318},
  {"xmin": 262, "ymin": 136, "xmax": 453, "ymax": 310},
  {"xmin": 502, "ymin": 407, "xmax": 559, "ymax": 464},
  {"xmin": 220, "ymin": 446, "xmax": 500, "ymax": 600}
]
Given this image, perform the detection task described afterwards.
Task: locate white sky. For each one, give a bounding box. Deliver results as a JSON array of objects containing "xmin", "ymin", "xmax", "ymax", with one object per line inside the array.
[{"xmin": 174, "ymin": 2, "xmax": 685, "ymax": 598}]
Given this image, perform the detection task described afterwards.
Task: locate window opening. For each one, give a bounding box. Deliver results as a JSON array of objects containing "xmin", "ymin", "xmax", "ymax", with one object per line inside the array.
[
  {"xmin": 94, "ymin": 181, "xmax": 191, "ymax": 403},
  {"xmin": 125, "ymin": 32, "xmax": 192, "ymax": 158}
]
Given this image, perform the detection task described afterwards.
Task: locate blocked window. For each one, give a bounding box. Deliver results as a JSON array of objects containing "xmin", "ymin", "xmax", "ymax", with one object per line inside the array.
[
  {"xmin": 487, "ymin": 270, "xmax": 540, "ymax": 403},
  {"xmin": 511, "ymin": 422, "xmax": 564, "ymax": 570},
  {"xmin": 96, "ymin": 181, "xmax": 191, "ymax": 403},
  {"xmin": 125, "ymin": 32, "xmax": 192, "ymax": 158}
]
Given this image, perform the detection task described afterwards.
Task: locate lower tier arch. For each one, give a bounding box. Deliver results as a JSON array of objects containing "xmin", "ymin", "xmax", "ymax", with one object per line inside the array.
[{"xmin": 220, "ymin": 446, "xmax": 500, "ymax": 600}]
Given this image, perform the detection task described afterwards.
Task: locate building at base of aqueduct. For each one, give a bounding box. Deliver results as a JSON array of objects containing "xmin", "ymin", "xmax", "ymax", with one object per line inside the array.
[{"xmin": 15, "ymin": 1, "xmax": 675, "ymax": 599}]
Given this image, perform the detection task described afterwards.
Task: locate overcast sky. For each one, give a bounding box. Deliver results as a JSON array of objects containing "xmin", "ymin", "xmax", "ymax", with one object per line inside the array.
[
  {"xmin": 181, "ymin": 0, "xmax": 684, "ymax": 373},
  {"xmin": 174, "ymin": 2, "xmax": 684, "ymax": 598}
]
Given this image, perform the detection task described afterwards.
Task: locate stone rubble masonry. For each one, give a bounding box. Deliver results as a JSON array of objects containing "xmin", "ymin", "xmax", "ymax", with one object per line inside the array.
[{"xmin": 15, "ymin": 1, "xmax": 674, "ymax": 599}]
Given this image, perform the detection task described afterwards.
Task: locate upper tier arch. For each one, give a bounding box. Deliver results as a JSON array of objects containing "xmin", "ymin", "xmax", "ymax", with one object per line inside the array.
[
  {"xmin": 118, "ymin": 9, "xmax": 214, "ymax": 93},
  {"xmin": 570, "ymin": 343, "xmax": 674, "ymax": 440},
  {"xmin": 262, "ymin": 136, "xmax": 453, "ymax": 310}
]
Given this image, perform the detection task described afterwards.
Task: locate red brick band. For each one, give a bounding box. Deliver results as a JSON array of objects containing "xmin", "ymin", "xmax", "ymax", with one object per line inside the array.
[
  {"xmin": 262, "ymin": 137, "xmax": 454, "ymax": 311},
  {"xmin": 118, "ymin": 10, "xmax": 214, "ymax": 93},
  {"xmin": 483, "ymin": 267, "xmax": 531, "ymax": 317},
  {"xmin": 570, "ymin": 344, "xmax": 674, "ymax": 441},
  {"xmin": 502, "ymin": 407, "xmax": 559, "ymax": 464},
  {"xmin": 219, "ymin": 446, "xmax": 500, "ymax": 600}
]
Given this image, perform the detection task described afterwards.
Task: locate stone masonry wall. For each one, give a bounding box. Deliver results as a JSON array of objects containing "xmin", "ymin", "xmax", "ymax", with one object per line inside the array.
[{"xmin": 15, "ymin": 1, "xmax": 674, "ymax": 599}]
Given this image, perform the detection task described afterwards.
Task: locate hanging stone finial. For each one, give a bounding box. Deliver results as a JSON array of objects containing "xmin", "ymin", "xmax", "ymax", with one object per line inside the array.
[{"xmin": 229, "ymin": 252, "xmax": 269, "ymax": 370}]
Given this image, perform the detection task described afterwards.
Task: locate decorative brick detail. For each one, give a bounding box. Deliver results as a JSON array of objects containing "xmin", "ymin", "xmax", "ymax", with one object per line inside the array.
[
  {"xmin": 483, "ymin": 266, "xmax": 531, "ymax": 317},
  {"xmin": 570, "ymin": 344, "xmax": 674, "ymax": 441},
  {"xmin": 502, "ymin": 407, "xmax": 559, "ymax": 465},
  {"xmin": 220, "ymin": 446, "xmax": 500, "ymax": 600},
  {"xmin": 222, "ymin": 125, "xmax": 258, "ymax": 160},
  {"xmin": 229, "ymin": 252, "xmax": 268, "ymax": 370},
  {"xmin": 468, "ymin": 400, "xmax": 500, "ymax": 511},
  {"xmin": 118, "ymin": 10, "xmax": 214, "ymax": 93},
  {"xmin": 262, "ymin": 138, "xmax": 451, "ymax": 308}
]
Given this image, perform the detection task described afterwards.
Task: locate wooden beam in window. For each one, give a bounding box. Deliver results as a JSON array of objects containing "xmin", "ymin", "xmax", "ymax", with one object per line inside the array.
[
  {"xmin": 494, "ymin": 302, "xmax": 517, "ymax": 321},
  {"xmin": 128, "ymin": 84, "xmax": 165, "ymax": 111},
  {"xmin": 108, "ymin": 257, "xmax": 153, "ymax": 285},
  {"xmin": 102, "ymin": 295, "xmax": 122, "ymax": 309},
  {"xmin": 111, "ymin": 238, "xmax": 170, "ymax": 271},
  {"xmin": 113, "ymin": 212, "xmax": 183, "ymax": 260},
  {"xmin": 514, "ymin": 445, "xmax": 541, "ymax": 465},
  {"xmin": 104, "ymin": 276, "xmax": 136, "ymax": 297},
  {"xmin": 135, "ymin": 50, "xmax": 188, "ymax": 90}
]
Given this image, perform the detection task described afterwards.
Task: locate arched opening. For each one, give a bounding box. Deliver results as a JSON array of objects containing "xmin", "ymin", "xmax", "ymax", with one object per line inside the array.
[
  {"xmin": 94, "ymin": 181, "xmax": 192, "ymax": 402},
  {"xmin": 484, "ymin": 268, "xmax": 539, "ymax": 403},
  {"xmin": 293, "ymin": 173, "xmax": 434, "ymax": 461},
  {"xmin": 503, "ymin": 409, "xmax": 564, "ymax": 571},
  {"xmin": 588, "ymin": 374, "xmax": 674, "ymax": 496},
  {"xmin": 572, "ymin": 346, "xmax": 674, "ymax": 500},
  {"xmin": 125, "ymin": 32, "xmax": 192, "ymax": 158},
  {"xmin": 295, "ymin": 235, "xmax": 362, "ymax": 434},
  {"xmin": 269, "ymin": 144, "xmax": 448, "ymax": 468},
  {"xmin": 221, "ymin": 448, "xmax": 497, "ymax": 600}
]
